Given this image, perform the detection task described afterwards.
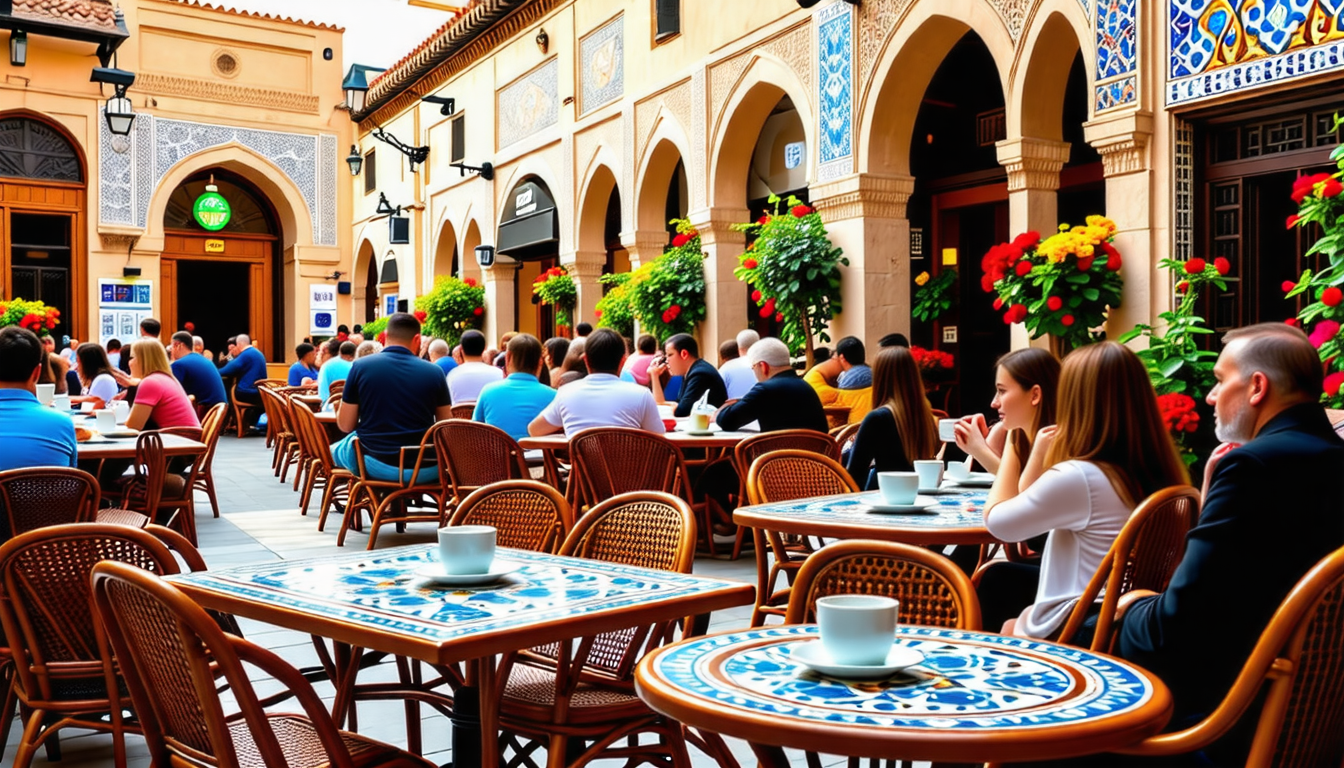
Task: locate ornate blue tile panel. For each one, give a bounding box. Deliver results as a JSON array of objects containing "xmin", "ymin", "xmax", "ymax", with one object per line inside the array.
[
  {"xmin": 818, "ymin": 1, "xmax": 854, "ymax": 168},
  {"xmin": 1095, "ymin": 76, "xmax": 1137, "ymax": 111},
  {"xmin": 651, "ymin": 625, "xmax": 1157, "ymax": 730},
  {"xmin": 1169, "ymin": 0, "xmax": 1344, "ymax": 106},
  {"xmin": 1096, "ymin": 0, "xmax": 1139, "ymax": 111}
]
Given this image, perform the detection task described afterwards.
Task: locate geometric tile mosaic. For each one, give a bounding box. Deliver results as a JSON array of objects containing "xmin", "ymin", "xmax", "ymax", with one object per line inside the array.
[
  {"xmin": 498, "ymin": 58, "xmax": 559, "ymax": 149},
  {"xmin": 580, "ymin": 15, "xmax": 624, "ymax": 115},
  {"xmin": 818, "ymin": 1, "xmax": 853, "ymax": 165},
  {"xmin": 1095, "ymin": 76, "xmax": 1136, "ymax": 112},
  {"xmin": 1097, "ymin": 0, "xmax": 1138, "ymax": 79}
]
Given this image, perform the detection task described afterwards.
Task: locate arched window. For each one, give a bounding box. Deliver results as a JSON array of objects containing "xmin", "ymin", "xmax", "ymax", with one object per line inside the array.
[
  {"xmin": 163, "ymin": 174, "xmax": 276, "ymax": 235},
  {"xmin": 0, "ymin": 118, "xmax": 83, "ymax": 183}
]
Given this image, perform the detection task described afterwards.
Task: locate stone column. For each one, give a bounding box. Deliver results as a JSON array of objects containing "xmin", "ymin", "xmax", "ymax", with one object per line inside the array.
[
  {"xmin": 687, "ymin": 207, "xmax": 749, "ymax": 350},
  {"xmin": 811, "ymin": 174, "xmax": 916, "ymax": 347},
  {"xmin": 1085, "ymin": 111, "xmax": 1154, "ymax": 345},
  {"xmin": 559, "ymin": 252, "xmax": 606, "ymax": 329},
  {"xmin": 482, "ymin": 262, "xmax": 517, "ymax": 343},
  {"xmin": 619, "ymin": 229, "xmax": 669, "ymax": 270},
  {"xmin": 996, "ymin": 137, "xmax": 1072, "ymax": 349}
]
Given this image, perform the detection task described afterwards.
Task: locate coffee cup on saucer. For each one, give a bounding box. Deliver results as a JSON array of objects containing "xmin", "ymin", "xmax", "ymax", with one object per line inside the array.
[
  {"xmin": 80, "ymin": 401, "xmax": 95, "ymax": 413},
  {"xmin": 938, "ymin": 418, "xmax": 959, "ymax": 443},
  {"xmin": 946, "ymin": 461, "xmax": 972, "ymax": 483},
  {"xmin": 36, "ymin": 383, "xmax": 55, "ymax": 405},
  {"xmin": 95, "ymin": 409, "xmax": 118, "ymax": 433},
  {"xmin": 876, "ymin": 472, "xmax": 919, "ymax": 506},
  {"xmin": 913, "ymin": 460, "xmax": 944, "ymax": 490},
  {"xmin": 816, "ymin": 594, "xmax": 898, "ymax": 666},
  {"xmin": 437, "ymin": 525, "xmax": 496, "ymax": 575},
  {"xmin": 52, "ymin": 395, "xmax": 71, "ymax": 411}
]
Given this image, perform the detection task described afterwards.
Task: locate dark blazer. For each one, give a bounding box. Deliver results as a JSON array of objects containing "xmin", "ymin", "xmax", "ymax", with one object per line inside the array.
[
  {"xmin": 673, "ymin": 358, "xmax": 727, "ymax": 417},
  {"xmin": 1117, "ymin": 403, "xmax": 1344, "ymax": 722},
  {"xmin": 716, "ymin": 371, "xmax": 828, "ymax": 433}
]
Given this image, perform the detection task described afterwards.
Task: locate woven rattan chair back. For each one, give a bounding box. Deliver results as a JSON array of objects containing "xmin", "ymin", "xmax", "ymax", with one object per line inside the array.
[
  {"xmin": 448, "ymin": 481, "xmax": 569, "ymax": 553},
  {"xmin": 0, "ymin": 467, "xmax": 100, "ymax": 540},
  {"xmin": 1057, "ymin": 485, "xmax": 1201, "ymax": 651},
  {"xmin": 568, "ymin": 428, "xmax": 691, "ymax": 513},
  {"xmin": 746, "ymin": 449, "xmax": 860, "ymax": 505},
  {"xmin": 91, "ymin": 561, "xmax": 432, "ymax": 768},
  {"xmin": 829, "ymin": 422, "xmax": 861, "ymax": 452},
  {"xmin": 434, "ymin": 420, "xmax": 528, "ymax": 505},
  {"xmin": 449, "ymin": 402, "xmax": 476, "ymax": 420},
  {"xmin": 0, "ymin": 524, "xmax": 185, "ymax": 768},
  {"xmin": 783, "ymin": 540, "xmax": 982, "ymax": 629},
  {"xmin": 734, "ymin": 430, "xmax": 839, "ymax": 475}
]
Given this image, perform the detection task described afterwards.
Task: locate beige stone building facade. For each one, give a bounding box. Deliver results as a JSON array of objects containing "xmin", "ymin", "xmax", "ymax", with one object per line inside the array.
[
  {"xmin": 0, "ymin": 0, "xmax": 352, "ymax": 361},
  {"xmin": 351, "ymin": 0, "xmax": 1342, "ymax": 407}
]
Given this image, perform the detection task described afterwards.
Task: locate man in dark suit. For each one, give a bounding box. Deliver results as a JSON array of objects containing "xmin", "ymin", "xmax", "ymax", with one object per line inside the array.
[
  {"xmin": 716, "ymin": 337, "xmax": 827, "ymax": 433},
  {"xmin": 1115, "ymin": 322, "xmax": 1344, "ymax": 761},
  {"xmin": 648, "ymin": 333, "xmax": 727, "ymax": 417}
]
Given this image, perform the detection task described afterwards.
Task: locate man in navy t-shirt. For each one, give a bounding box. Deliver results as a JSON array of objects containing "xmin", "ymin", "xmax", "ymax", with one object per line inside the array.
[
  {"xmin": 169, "ymin": 331, "xmax": 227, "ymax": 410},
  {"xmin": 218, "ymin": 333, "xmax": 267, "ymax": 405},
  {"xmin": 333, "ymin": 313, "xmax": 452, "ymax": 483}
]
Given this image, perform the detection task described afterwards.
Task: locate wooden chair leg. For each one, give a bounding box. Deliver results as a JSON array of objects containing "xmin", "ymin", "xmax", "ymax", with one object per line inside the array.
[
  {"xmin": 0, "ymin": 665, "xmax": 16, "ymax": 764},
  {"xmin": 201, "ymin": 473, "xmax": 221, "ymax": 518},
  {"xmin": 298, "ymin": 461, "xmax": 320, "ymax": 516}
]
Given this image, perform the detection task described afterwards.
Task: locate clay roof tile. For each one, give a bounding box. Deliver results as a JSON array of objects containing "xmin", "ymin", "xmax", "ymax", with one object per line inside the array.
[{"xmin": 11, "ymin": 0, "xmax": 122, "ymax": 34}]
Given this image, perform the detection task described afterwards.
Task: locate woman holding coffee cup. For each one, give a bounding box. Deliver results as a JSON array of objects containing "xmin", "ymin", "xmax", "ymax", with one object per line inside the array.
[
  {"xmin": 71, "ymin": 342, "xmax": 119, "ymax": 410},
  {"xmin": 844, "ymin": 347, "xmax": 939, "ymax": 490},
  {"xmin": 953, "ymin": 347, "xmax": 1060, "ymax": 476},
  {"xmin": 976, "ymin": 342, "xmax": 1188, "ymax": 638}
]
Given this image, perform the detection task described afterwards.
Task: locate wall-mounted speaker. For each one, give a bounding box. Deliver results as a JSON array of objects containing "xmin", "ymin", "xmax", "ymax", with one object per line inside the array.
[{"xmin": 337, "ymin": 281, "xmax": 352, "ymax": 295}]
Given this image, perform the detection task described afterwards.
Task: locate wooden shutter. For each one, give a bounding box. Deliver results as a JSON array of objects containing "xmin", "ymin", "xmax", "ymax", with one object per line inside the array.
[{"xmin": 655, "ymin": 0, "xmax": 680, "ymax": 42}]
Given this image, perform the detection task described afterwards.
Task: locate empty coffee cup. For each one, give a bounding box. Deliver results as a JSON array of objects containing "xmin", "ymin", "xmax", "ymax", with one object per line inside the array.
[
  {"xmin": 52, "ymin": 395, "xmax": 71, "ymax": 411},
  {"xmin": 95, "ymin": 410, "xmax": 117, "ymax": 432},
  {"xmin": 938, "ymin": 418, "xmax": 959, "ymax": 443},
  {"xmin": 913, "ymin": 460, "xmax": 944, "ymax": 489},
  {"xmin": 437, "ymin": 525, "xmax": 496, "ymax": 575},
  {"xmin": 876, "ymin": 472, "xmax": 919, "ymax": 505},
  {"xmin": 946, "ymin": 461, "xmax": 972, "ymax": 482},
  {"xmin": 816, "ymin": 594, "xmax": 899, "ymax": 666},
  {"xmin": 36, "ymin": 383, "xmax": 55, "ymax": 405},
  {"xmin": 80, "ymin": 401, "xmax": 95, "ymax": 413}
]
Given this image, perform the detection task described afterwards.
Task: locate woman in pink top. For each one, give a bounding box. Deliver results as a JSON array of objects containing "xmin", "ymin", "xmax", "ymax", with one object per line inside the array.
[
  {"xmin": 622, "ymin": 333, "xmax": 658, "ymax": 386},
  {"xmin": 126, "ymin": 340, "xmax": 200, "ymax": 430}
]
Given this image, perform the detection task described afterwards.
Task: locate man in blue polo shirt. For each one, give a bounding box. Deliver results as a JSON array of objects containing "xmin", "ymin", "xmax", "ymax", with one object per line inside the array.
[
  {"xmin": 287, "ymin": 342, "xmax": 319, "ymax": 386},
  {"xmin": 169, "ymin": 331, "xmax": 227, "ymax": 411},
  {"xmin": 218, "ymin": 333, "xmax": 267, "ymax": 405},
  {"xmin": 0, "ymin": 326, "xmax": 77, "ymax": 472},
  {"xmin": 474, "ymin": 333, "xmax": 555, "ymax": 441},
  {"xmin": 317, "ymin": 339, "xmax": 355, "ymax": 408},
  {"xmin": 333, "ymin": 313, "xmax": 451, "ymax": 482}
]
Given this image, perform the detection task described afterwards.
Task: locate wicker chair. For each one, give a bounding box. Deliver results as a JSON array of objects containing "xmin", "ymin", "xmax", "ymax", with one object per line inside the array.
[
  {"xmin": 1054, "ymin": 485, "xmax": 1202, "ymax": 652},
  {"xmin": 433, "ymin": 420, "xmax": 529, "ymax": 519},
  {"xmin": 0, "ymin": 467, "xmax": 100, "ymax": 537},
  {"xmin": 226, "ymin": 377, "xmax": 275, "ymax": 439},
  {"xmin": 722, "ymin": 430, "xmax": 841, "ymax": 559},
  {"xmin": 259, "ymin": 386, "xmax": 302, "ymax": 482},
  {"xmin": 449, "ymin": 402, "xmax": 476, "ymax": 420},
  {"xmin": 289, "ymin": 398, "xmax": 355, "ymax": 528},
  {"xmin": 784, "ymin": 539, "xmax": 982, "ymax": 629},
  {"xmin": 829, "ymin": 421, "xmax": 860, "ymax": 450},
  {"xmin": 115, "ymin": 431, "xmax": 203, "ymax": 545},
  {"xmin": 448, "ymin": 480, "xmax": 570, "ymax": 553},
  {"xmin": 1111, "ymin": 544, "xmax": 1344, "ymax": 766},
  {"xmin": 189, "ymin": 403, "xmax": 227, "ymax": 518},
  {"xmin": 89, "ymin": 561, "xmax": 436, "ymax": 768},
  {"xmin": 0, "ymin": 524, "xmax": 195, "ymax": 768},
  {"xmin": 745, "ymin": 449, "xmax": 860, "ymax": 626},
  {"xmin": 496, "ymin": 491, "xmax": 698, "ymax": 768},
  {"xmin": 567, "ymin": 427, "xmax": 693, "ymax": 519},
  {"xmin": 338, "ymin": 433, "xmax": 442, "ymax": 550}
]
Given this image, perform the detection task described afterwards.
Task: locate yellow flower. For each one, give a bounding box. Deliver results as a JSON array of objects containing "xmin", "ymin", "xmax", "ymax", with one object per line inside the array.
[
  {"xmin": 915, "ymin": 271, "xmax": 930, "ymax": 286},
  {"xmin": 1086, "ymin": 215, "xmax": 1118, "ymax": 238}
]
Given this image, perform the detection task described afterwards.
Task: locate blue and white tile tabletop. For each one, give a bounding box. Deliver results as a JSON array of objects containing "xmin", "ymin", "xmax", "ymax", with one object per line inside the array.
[
  {"xmin": 636, "ymin": 624, "xmax": 1172, "ymax": 763},
  {"xmin": 167, "ymin": 545, "xmax": 754, "ymax": 665},
  {"xmin": 734, "ymin": 488, "xmax": 999, "ymax": 545}
]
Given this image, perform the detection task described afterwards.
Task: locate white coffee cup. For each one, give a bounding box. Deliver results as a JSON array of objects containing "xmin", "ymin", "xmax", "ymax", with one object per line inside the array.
[
  {"xmin": 52, "ymin": 395, "xmax": 71, "ymax": 411},
  {"xmin": 95, "ymin": 410, "xmax": 117, "ymax": 432},
  {"xmin": 876, "ymin": 472, "xmax": 919, "ymax": 505},
  {"xmin": 946, "ymin": 461, "xmax": 972, "ymax": 482},
  {"xmin": 36, "ymin": 383, "xmax": 55, "ymax": 405},
  {"xmin": 817, "ymin": 594, "xmax": 899, "ymax": 666},
  {"xmin": 913, "ymin": 460, "xmax": 944, "ymax": 490},
  {"xmin": 112, "ymin": 400, "xmax": 130, "ymax": 422},
  {"xmin": 437, "ymin": 525, "xmax": 496, "ymax": 575},
  {"xmin": 80, "ymin": 400, "xmax": 95, "ymax": 412},
  {"xmin": 938, "ymin": 418, "xmax": 959, "ymax": 443}
]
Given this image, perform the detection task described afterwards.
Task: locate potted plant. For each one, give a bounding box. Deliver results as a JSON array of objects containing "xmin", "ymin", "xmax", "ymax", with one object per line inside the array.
[
  {"xmin": 0, "ymin": 298, "xmax": 60, "ymax": 336},
  {"xmin": 414, "ymin": 275, "xmax": 486, "ymax": 345},
  {"xmin": 626, "ymin": 219, "xmax": 707, "ymax": 341},
  {"xmin": 733, "ymin": 194, "xmax": 848, "ymax": 368},
  {"xmin": 981, "ymin": 216, "xmax": 1125, "ymax": 355},
  {"xmin": 910, "ymin": 345, "xmax": 955, "ymax": 386},
  {"xmin": 532, "ymin": 266, "xmax": 577, "ymax": 335},
  {"xmin": 912, "ymin": 269, "xmax": 956, "ymax": 323},
  {"xmin": 595, "ymin": 272, "xmax": 636, "ymax": 338}
]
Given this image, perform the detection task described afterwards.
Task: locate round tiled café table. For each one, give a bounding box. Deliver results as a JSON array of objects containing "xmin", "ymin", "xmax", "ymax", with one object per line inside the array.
[{"xmin": 635, "ymin": 624, "xmax": 1172, "ymax": 765}]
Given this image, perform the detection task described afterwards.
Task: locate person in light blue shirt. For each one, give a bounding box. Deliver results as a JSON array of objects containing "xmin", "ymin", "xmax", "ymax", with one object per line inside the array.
[
  {"xmin": 474, "ymin": 333, "xmax": 556, "ymax": 441},
  {"xmin": 287, "ymin": 343, "xmax": 319, "ymax": 386},
  {"xmin": 318, "ymin": 339, "xmax": 355, "ymax": 409},
  {"xmin": 0, "ymin": 326, "xmax": 77, "ymax": 473},
  {"xmin": 428, "ymin": 338, "xmax": 458, "ymax": 376}
]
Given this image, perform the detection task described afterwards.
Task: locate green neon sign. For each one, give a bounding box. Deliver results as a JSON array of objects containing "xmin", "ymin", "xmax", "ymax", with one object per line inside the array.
[{"xmin": 193, "ymin": 187, "xmax": 232, "ymax": 231}]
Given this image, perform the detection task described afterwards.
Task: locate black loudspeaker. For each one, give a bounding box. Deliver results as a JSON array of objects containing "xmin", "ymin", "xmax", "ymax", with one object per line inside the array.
[
  {"xmin": 337, "ymin": 281, "xmax": 352, "ymax": 295},
  {"xmin": 397, "ymin": 299, "xmax": 409, "ymax": 313}
]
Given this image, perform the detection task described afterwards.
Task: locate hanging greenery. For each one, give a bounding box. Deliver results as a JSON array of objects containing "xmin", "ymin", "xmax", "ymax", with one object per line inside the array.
[
  {"xmin": 626, "ymin": 219, "xmax": 707, "ymax": 341},
  {"xmin": 414, "ymin": 275, "xmax": 486, "ymax": 345},
  {"xmin": 732, "ymin": 194, "xmax": 847, "ymax": 367},
  {"xmin": 912, "ymin": 269, "xmax": 957, "ymax": 323},
  {"xmin": 532, "ymin": 266, "xmax": 577, "ymax": 330},
  {"xmin": 595, "ymin": 272, "xmax": 636, "ymax": 338}
]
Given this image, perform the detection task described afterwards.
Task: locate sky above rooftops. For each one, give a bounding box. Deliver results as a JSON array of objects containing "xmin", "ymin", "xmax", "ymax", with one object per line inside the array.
[{"xmin": 193, "ymin": 0, "xmax": 455, "ymax": 70}]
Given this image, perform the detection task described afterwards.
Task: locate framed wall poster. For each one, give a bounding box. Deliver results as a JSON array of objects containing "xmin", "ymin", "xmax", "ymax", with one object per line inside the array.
[{"xmin": 98, "ymin": 278, "xmax": 154, "ymax": 348}]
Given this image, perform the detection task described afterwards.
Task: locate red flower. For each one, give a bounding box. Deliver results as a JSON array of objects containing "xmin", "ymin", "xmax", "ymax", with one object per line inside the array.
[
  {"xmin": 981, "ymin": 275, "xmax": 996, "ymax": 293},
  {"xmin": 774, "ymin": 312, "xmax": 784, "ymax": 322},
  {"xmin": 1323, "ymin": 178, "xmax": 1344, "ymax": 198},
  {"xmin": 757, "ymin": 215, "xmax": 770, "ymax": 225},
  {"xmin": 791, "ymin": 204, "xmax": 813, "ymax": 218},
  {"xmin": 184, "ymin": 321, "xmax": 196, "ymax": 332},
  {"xmin": 662, "ymin": 310, "xmax": 672, "ymax": 322},
  {"xmin": 671, "ymin": 233, "xmax": 691, "ymax": 248},
  {"xmin": 1322, "ymin": 286, "xmax": 1343, "ymax": 307},
  {"xmin": 762, "ymin": 297, "xmax": 776, "ymax": 312},
  {"xmin": 760, "ymin": 306, "xmax": 773, "ymax": 319},
  {"xmin": 45, "ymin": 318, "xmax": 56, "ymax": 330},
  {"xmin": 377, "ymin": 331, "xmax": 386, "ymax": 345},
  {"xmin": 669, "ymin": 304, "xmax": 681, "ymax": 317},
  {"xmin": 1184, "ymin": 258, "xmax": 1206, "ymax": 275},
  {"xmin": 1283, "ymin": 280, "xmax": 1297, "ymax": 293},
  {"xmin": 337, "ymin": 332, "xmax": 348, "ymax": 341},
  {"xmin": 464, "ymin": 277, "xmax": 477, "ymax": 287},
  {"xmin": 1102, "ymin": 242, "xmax": 1122, "ymax": 271},
  {"xmin": 1061, "ymin": 314, "xmax": 1075, "ymax": 326},
  {"xmin": 1157, "ymin": 393, "xmax": 1200, "ymax": 434},
  {"xmin": 594, "ymin": 310, "xmax": 602, "ymax": 319},
  {"xmin": 1009, "ymin": 304, "xmax": 1028, "ymax": 323},
  {"xmin": 413, "ymin": 309, "xmax": 427, "ymax": 323},
  {"xmin": 1046, "ymin": 296, "xmax": 1063, "ymax": 311},
  {"xmin": 1014, "ymin": 260, "xmax": 1033, "ymax": 277},
  {"xmin": 1076, "ymin": 256, "xmax": 1095, "ymax": 272},
  {"xmin": 1287, "ymin": 214, "xmax": 1301, "ymax": 229},
  {"xmin": 473, "ymin": 307, "xmax": 483, "ymax": 316},
  {"xmin": 751, "ymin": 289, "xmax": 762, "ymax": 303},
  {"xmin": 1326, "ymin": 371, "xmax": 1344, "ymax": 398},
  {"xmin": 1012, "ymin": 231, "xmax": 1042, "ymax": 250},
  {"xmin": 1176, "ymin": 281, "xmax": 1189, "ymax": 293},
  {"xmin": 992, "ymin": 297, "xmax": 1004, "ymax": 311},
  {"xmin": 534, "ymin": 275, "xmax": 546, "ymax": 284},
  {"xmin": 1309, "ymin": 320, "xmax": 1340, "ymax": 349},
  {"xmin": 1292, "ymin": 172, "xmax": 1334, "ymax": 203},
  {"xmin": 1286, "ymin": 318, "xmax": 1301, "ymax": 327},
  {"xmin": 743, "ymin": 258, "xmax": 759, "ymax": 269},
  {"xmin": 1214, "ymin": 257, "xmax": 1230, "ymax": 276}
]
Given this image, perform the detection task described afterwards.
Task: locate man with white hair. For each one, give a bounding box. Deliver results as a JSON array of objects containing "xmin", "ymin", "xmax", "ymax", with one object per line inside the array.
[
  {"xmin": 716, "ymin": 337, "xmax": 827, "ymax": 433},
  {"xmin": 428, "ymin": 338, "xmax": 457, "ymax": 376},
  {"xmin": 719, "ymin": 329, "xmax": 760, "ymax": 400}
]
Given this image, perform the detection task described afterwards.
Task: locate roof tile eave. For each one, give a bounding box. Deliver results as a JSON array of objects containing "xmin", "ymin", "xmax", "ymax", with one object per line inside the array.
[
  {"xmin": 11, "ymin": 0, "xmax": 123, "ymax": 35},
  {"xmin": 162, "ymin": 0, "xmax": 346, "ymax": 33}
]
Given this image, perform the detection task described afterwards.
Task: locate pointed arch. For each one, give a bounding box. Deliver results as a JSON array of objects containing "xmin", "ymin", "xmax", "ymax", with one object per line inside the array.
[
  {"xmin": 635, "ymin": 111, "xmax": 692, "ymax": 233},
  {"xmin": 709, "ymin": 53, "xmax": 816, "ymax": 208},
  {"xmin": 1011, "ymin": 2, "xmax": 1093, "ymax": 140},
  {"xmin": 576, "ymin": 153, "xmax": 620, "ymax": 255}
]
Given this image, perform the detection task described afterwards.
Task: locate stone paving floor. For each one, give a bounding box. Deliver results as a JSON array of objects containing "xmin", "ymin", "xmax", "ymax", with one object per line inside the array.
[{"xmin": 1, "ymin": 433, "xmax": 870, "ymax": 768}]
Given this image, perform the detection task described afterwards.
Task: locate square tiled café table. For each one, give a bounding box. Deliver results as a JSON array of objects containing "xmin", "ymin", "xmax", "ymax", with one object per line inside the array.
[{"xmin": 168, "ymin": 544, "xmax": 754, "ymax": 765}]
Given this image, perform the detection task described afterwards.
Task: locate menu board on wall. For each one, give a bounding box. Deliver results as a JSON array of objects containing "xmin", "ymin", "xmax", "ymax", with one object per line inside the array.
[{"xmin": 97, "ymin": 278, "xmax": 153, "ymax": 348}]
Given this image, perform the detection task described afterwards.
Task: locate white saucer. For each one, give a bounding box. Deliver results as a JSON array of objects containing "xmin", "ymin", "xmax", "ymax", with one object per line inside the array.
[
  {"xmin": 862, "ymin": 494, "xmax": 939, "ymax": 513},
  {"xmin": 682, "ymin": 429, "xmax": 715, "ymax": 436},
  {"xmin": 918, "ymin": 485, "xmax": 957, "ymax": 495},
  {"xmin": 791, "ymin": 641, "xmax": 924, "ymax": 680},
  {"xmin": 413, "ymin": 564, "xmax": 519, "ymax": 587},
  {"xmin": 78, "ymin": 434, "xmax": 110, "ymax": 444},
  {"xmin": 98, "ymin": 428, "xmax": 140, "ymax": 438},
  {"xmin": 947, "ymin": 472, "xmax": 995, "ymax": 487}
]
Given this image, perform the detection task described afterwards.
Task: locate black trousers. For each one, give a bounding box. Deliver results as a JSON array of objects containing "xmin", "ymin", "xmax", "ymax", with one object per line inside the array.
[{"xmin": 975, "ymin": 560, "xmax": 1041, "ymax": 633}]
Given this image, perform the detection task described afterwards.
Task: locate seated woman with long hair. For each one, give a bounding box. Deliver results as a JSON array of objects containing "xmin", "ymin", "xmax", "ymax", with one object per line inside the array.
[
  {"xmin": 954, "ymin": 347, "xmax": 1060, "ymax": 476},
  {"xmin": 844, "ymin": 346, "xmax": 939, "ymax": 490},
  {"xmin": 73, "ymin": 342, "xmax": 120, "ymax": 409},
  {"xmin": 554, "ymin": 338, "xmax": 588, "ymax": 388},
  {"xmin": 125, "ymin": 339, "xmax": 200, "ymax": 431},
  {"xmin": 977, "ymin": 342, "xmax": 1188, "ymax": 638}
]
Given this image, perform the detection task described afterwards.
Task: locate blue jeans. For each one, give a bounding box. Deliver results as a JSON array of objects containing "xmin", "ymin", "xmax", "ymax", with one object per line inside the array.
[{"xmin": 332, "ymin": 433, "xmax": 439, "ymax": 484}]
